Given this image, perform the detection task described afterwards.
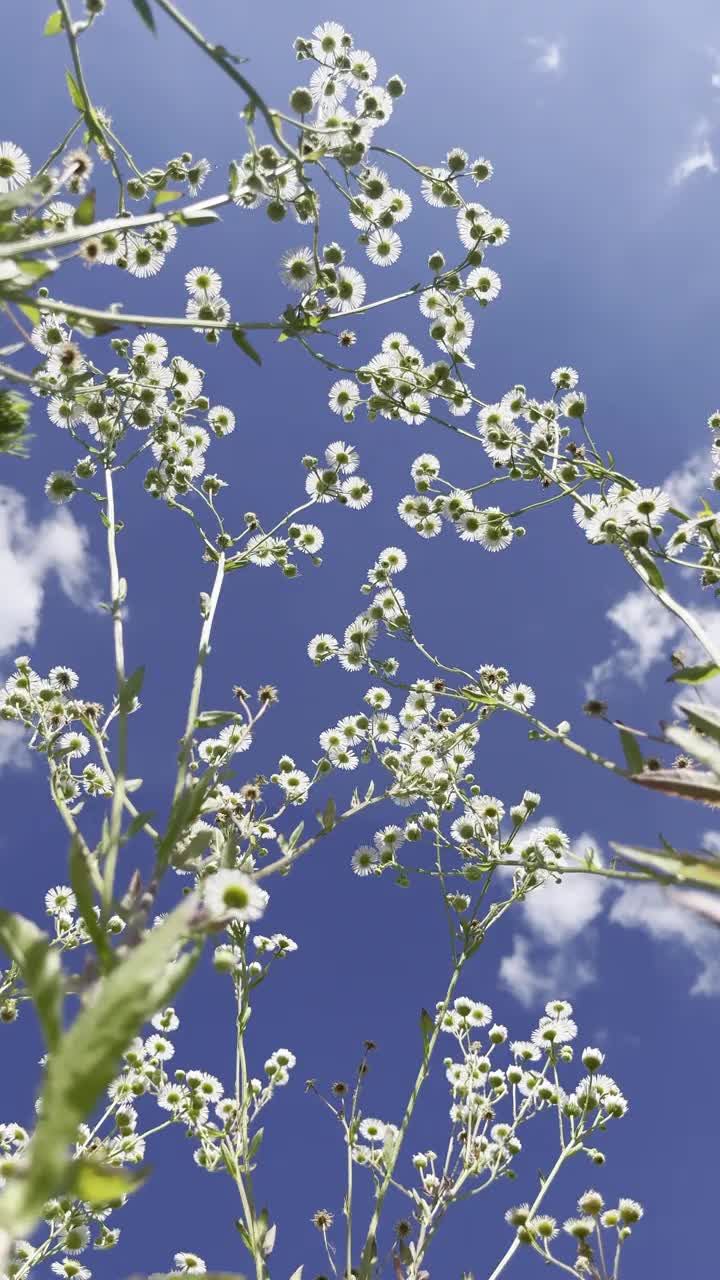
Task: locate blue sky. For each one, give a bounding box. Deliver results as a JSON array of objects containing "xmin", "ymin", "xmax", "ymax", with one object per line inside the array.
[{"xmin": 3, "ymin": 1, "xmax": 720, "ymax": 1276}]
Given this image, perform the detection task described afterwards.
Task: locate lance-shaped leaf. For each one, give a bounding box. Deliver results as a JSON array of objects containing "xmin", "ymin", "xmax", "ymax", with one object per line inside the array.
[
  {"xmin": 0, "ymin": 894, "xmax": 201, "ymax": 1236},
  {"xmin": 0, "ymin": 912, "xmax": 63, "ymax": 1050},
  {"xmin": 669, "ymin": 887, "xmax": 720, "ymax": 928},
  {"xmin": 630, "ymin": 767, "xmax": 720, "ymax": 805},
  {"xmin": 611, "ymin": 841, "xmax": 720, "ymax": 889},
  {"xmin": 71, "ymin": 1158, "xmax": 148, "ymax": 1206},
  {"xmin": 618, "ymin": 728, "xmax": 643, "ymax": 774},
  {"xmin": 232, "ymin": 326, "xmax": 262, "ymax": 366},
  {"xmin": 668, "ymin": 662, "xmax": 720, "ymax": 685},
  {"xmin": 664, "ymin": 724, "xmax": 720, "ymax": 776},
  {"xmin": 678, "ymin": 701, "xmax": 720, "ymax": 744},
  {"xmin": 130, "ymin": 0, "xmax": 156, "ymax": 32}
]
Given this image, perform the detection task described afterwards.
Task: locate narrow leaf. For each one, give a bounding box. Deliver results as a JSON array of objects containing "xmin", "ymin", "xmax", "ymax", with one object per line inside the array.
[
  {"xmin": 65, "ymin": 70, "xmax": 85, "ymax": 112},
  {"xmin": 73, "ymin": 191, "xmax": 96, "ymax": 227},
  {"xmin": 669, "ymin": 662, "xmax": 720, "ymax": 685},
  {"xmin": 69, "ymin": 837, "xmax": 113, "ymax": 970},
  {"xmin": 630, "ymin": 767, "xmax": 720, "ymax": 805},
  {"xmin": 670, "ymin": 887, "xmax": 720, "ymax": 927},
  {"xmin": 71, "ymin": 1159, "xmax": 148, "ymax": 1206},
  {"xmin": 320, "ymin": 796, "xmax": 336, "ymax": 832},
  {"xmin": 0, "ymin": 896, "xmax": 200, "ymax": 1236},
  {"xmin": 420, "ymin": 1007, "xmax": 434, "ymax": 1055},
  {"xmin": 153, "ymin": 190, "xmax": 182, "ymax": 206},
  {"xmin": 618, "ymin": 728, "xmax": 643, "ymax": 775},
  {"xmin": 611, "ymin": 841, "xmax": 720, "ymax": 889},
  {"xmin": 0, "ymin": 912, "xmax": 63, "ymax": 1050},
  {"xmin": 665, "ymin": 724, "xmax": 720, "ymax": 777},
  {"xmin": 679, "ymin": 700, "xmax": 720, "ymax": 744},
  {"xmin": 130, "ymin": 0, "xmax": 156, "ymax": 31},
  {"xmin": 44, "ymin": 12, "xmax": 63, "ymax": 35},
  {"xmin": 232, "ymin": 327, "xmax": 262, "ymax": 366},
  {"xmin": 119, "ymin": 666, "xmax": 145, "ymax": 712}
]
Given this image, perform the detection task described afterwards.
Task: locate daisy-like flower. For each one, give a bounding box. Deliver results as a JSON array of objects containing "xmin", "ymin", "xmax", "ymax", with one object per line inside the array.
[
  {"xmin": 0, "ymin": 142, "xmax": 31, "ymax": 192},
  {"xmin": 551, "ymin": 366, "xmax": 579, "ymax": 390},
  {"xmin": 208, "ymin": 405, "xmax": 236, "ymax": 437},
  {"xmin": 281, "ymin": 246, "xmax": 316, "ymax": 290},
  {"xmin": 331, "ymin": 266, "xmax": 367, "ymax": 313},
  {"xmin": 132, "ymin": 332, "xmax": 168, "ymax": 364},
  {"xmin": 203, "ymin": 870, "xmax": 268, "ymax": 923},
  {"xmin": 471, "ymin": 156, "xmax": 494, "ymax": 184},
  {"xmin": 467, "ymin": 266, "xmax": 502, "ymax": 301},
  {"xmin": 366, "ymin": 228, "xmax": 402, "ymax": 267},
  {"xmin": 59, "ymin": 730, "xmax": 90, "ymax": 759},
  {"xmin": 51, "ymin": 1263, "xmax": 90, "ymax": 1280},
  {"xmin": 126, "ymin": 239, "xmax": 165, "ymax": 278},
  {"xmin": 185, "ymin": 266, "xmax": 223, "ymax": 298},
  {"xmin": 173, "ymin": 1253, "xmax": 206, "ymax": 1275},
  {"xmin": 48, "ymin": 666, "xmax": 78, "ymax": 691},
  {"xmin": 352, "ymin": 846, "xmax": 379, "ymax": 876},
  {"xmin": 45, "ymin": 886, "xmax": 76, "ymax": 916},
  {"xmin": 502, "ymin": 682, "xmax": 536, "ymax": 710},
  {"xmin": 359, "ymin": 1117, "xmax": 386, "ymax": 1141},
  {"xmin": 621, "ymin": 486, "xmax": 670, "ymax": 523},
  {"xmin": 308, "ymin": 633, "xmax": 338, "ymax": 662},
  {"xmin": 329, "ymin": 380, "xmax": 361, "ymax": 416}
]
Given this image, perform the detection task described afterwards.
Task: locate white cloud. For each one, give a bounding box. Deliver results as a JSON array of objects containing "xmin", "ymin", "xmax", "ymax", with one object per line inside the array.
[
  {"xmin": 610, "ymin": 883, "xmax": 720, "ymax": 994},
  {"xmin": 670, "ymin": 118, "xmax": 718, "ymax": 186},
  {"xmin": 499, "ymin": 934, "xmax": 595, "ymax": 1007},
  {"xmin": 527, "ymin": 37, "xmax": 563, "ymax": 74},
  {"xmin": 584, "ymin": 588, "xmax": 679, "ymax": 695},
  {"xmin": 0, "ymin": 485, "xmax": 92, "ymax": 658},
  {"xmin": 662, "ymin": 450, "xmax": 710, "ymax": 512},
  {"xmin": 0, "ymin": 723, "xmax": 31, "ymax": 773},
  {"xmin": 584, "ymin": 450, "xmax": 715, "ymax": 696},
  {"xmin": 497, "ymin": 819, "xmax": 720, "ymax": 1003}
]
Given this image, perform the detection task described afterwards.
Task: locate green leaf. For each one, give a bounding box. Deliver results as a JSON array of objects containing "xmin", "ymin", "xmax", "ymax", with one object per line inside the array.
[
  {"xmin": 44, "ymin": 12, "xmax": 63, "ymax": 35},
  {"xmin": 172, "ymin": 208, "xmax": 220, "ymax": 227},
  {"xmin": 127, "ymin": 810, "xmax": 156, "ymax": 838},
  {"xmin": 669, "ymin": 662, "xmax": 720, "ymax": 685},
  {"xmin": 119, "ymin": 666, "xmax": 145, "ymax": 712},
  {"xmin": 631, "ymin": 767, "xmax": 720, "ymax": 805},
  {"xmin": 231, "ymin": 327, "xmax": 262, "ymax": 366},
  {"xmin": 395, "ymin": 871, "xmax": 410, "ymax": 888},
  {"xmin": 0, "ymin": 895, "xmax": 201, "ymax": 1236},
  {"xmin": 65, "ymin": 69, "xmax": 85, "ymax": 112},
  {"xmin": 0, "ymin": 912, "xmax": 63, "ymax": 1050},
  {"xmin": 73, "ymin": 191, "xmax": 96, "ymax": 227},
  {"xmin": 287, "ymin": 821, "xmax": 304, "ymax": 850},
  {"xmin": 319, "ymin": 796, "xmax": 336, "ymax": 832},
  {"xmin": 71, "ymin": 1158, "xmax": 148, "ymax": 1206},
  {"xmin": 195, "ymin": 710, "xmax": 242, "ymax": 729},
  {"xmin": 679, "ymin": 701, "xmax": 720, "ymax": 744},
  {"xmin": 69, "ymin": 837, "xmax": 113, "ymax": 971},
  {"xmin": 247, "ymin": 1127, "xmax": 264, "ymax": 1160},
  {"xmin": 420, "ymin": 1007, "xmax": 434, "ymax": 1055},
  {"xmin": 15, "ymin": 259, "xmax": 57, "ymax": 280},
  {"xmin": 665, "ymin": 723, "xmax": 720, "ymax": 776},
  {"xmin": 633, "ymin": 548, "xmax": 665, "ymax": 591},
  {"xmin": 228, "ymin": 160, "xmax": 241, "ymax": 198},
  {"xmin": 618, "ymin": 728, "xmax": 643, "ymax": 775},
  {"xmin": 611, "ymin": 841, "xmax": 720, "ymax": 890},
  {"xmin": 129, "ymin": 0, "xmax": 156, "ymax": 31},
  {"xmin": 17, "ymin": 302, "xmax": 41, "ymax": 326},
  {"xmin": 153, "ymin": 190, "xmax": 182, "ymax": 206}
]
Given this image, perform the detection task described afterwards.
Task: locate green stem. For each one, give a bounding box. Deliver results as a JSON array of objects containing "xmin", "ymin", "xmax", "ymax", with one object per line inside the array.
[
  {"xmin": 102, "ymin": 465, "xmax": 127, "ymax": 913},
  {"xmin": 172, "ymin": 552, "xmax": 226, "ymax": 803}
]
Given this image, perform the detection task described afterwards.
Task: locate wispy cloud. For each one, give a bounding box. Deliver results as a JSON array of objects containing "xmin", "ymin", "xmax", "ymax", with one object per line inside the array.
[
  {"xmin": 498, "ymin": 819, "xmax": 720, "ymax": 1004},
  {"xmin": 527, "ymin": 36, "xmax": 563, "ymax": 74},
  {"xmin": 670, "ymin": 117, "xmax": 717, "ymax": 186},
  {"xmin": 0, "ymin": 486, "xmax": 92, "ymax": 660},
  {"xmin": 584, "ymin": 450, "xmax": 714, "ymax": 696}
]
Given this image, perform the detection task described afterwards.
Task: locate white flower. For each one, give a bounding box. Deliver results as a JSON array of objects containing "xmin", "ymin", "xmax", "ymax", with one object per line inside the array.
[
  {"xmin": 185, "ymin": 266, "xmax": 223, "ymax": 298},
  {"xmin": 45, "ymin": 886, "xmax": 76, "ymax": 916},
  {"xmin": 0, "ymin": 142, "xmax": 31, "ymax": 192},
  {"xmin": 173, "ymin": 1253, "xmax": 206, "ymax": 1275},
  {"xmin": 203, "ymin": 870, "xmax": 268, "ymax": 923}
]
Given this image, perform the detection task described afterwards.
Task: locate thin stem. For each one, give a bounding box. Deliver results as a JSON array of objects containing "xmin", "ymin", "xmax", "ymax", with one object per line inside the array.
[
  {"xmin": 35, "ymin": 295, "xmax": 279, "ymax": 334},
  {"xmin": 172, "ymin": 553, "xmax": 226, "ymax": 803},
  {"xmin": 484, "ymin": 1145, "xmax": 573, "ymax": 1280},
  {"xmin": 102, "ymin": 465, "xmax": 128, "ymax": 913}
]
